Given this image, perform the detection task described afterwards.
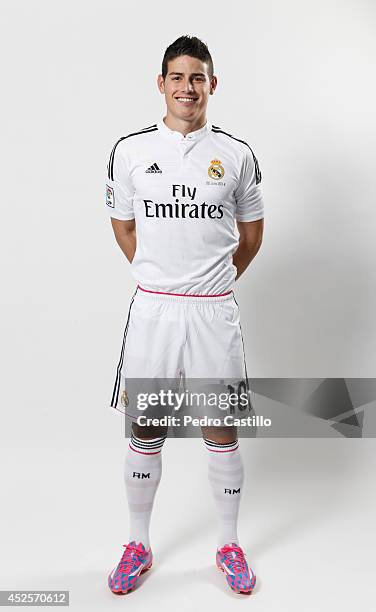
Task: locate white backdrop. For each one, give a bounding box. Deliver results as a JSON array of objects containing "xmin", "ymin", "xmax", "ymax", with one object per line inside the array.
[{"xmin": 1, "ymin": 1, "xmax": 375, "ymax": 610}]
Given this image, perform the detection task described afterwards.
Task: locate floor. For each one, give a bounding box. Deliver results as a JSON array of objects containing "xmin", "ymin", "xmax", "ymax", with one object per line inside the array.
[{"xmin": 1, "ymin": 435, "xmax": 375, "ymax": 611}]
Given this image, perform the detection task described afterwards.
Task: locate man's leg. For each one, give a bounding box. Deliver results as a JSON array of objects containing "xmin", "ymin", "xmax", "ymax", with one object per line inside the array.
[
  {"xmin": 108, "ymin": 422, "xmax": 167, "ymax": 595},
  {"xmin": 125, "ymin": 422, "xmax": 168, "ymax": 549},
  {"xmin": 201, "ymin": 425, "xmax": 243, "ymax": 547},
  {"xmin": 202, "ymin": 424, "xmax": 256, "ymax": 594}
]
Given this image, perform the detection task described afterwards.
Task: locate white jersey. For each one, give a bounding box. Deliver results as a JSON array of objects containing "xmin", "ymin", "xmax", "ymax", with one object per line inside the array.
[{"xmin": 106, "ymin": 118, "xmax": 264, "ymax": 295}]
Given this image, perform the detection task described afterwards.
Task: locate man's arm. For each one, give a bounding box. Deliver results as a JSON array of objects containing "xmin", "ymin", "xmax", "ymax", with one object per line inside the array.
[
  {"xmin": 110, "ymin": 218, "xmax": 137, "ymax": 263},
  {"xmin": 233, "ymin": 218, "xmax": 264, "ymax": 281}
]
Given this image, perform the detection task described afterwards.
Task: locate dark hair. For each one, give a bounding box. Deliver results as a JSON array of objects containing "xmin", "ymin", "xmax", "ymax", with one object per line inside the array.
[{"xmin": 161, "ymin": 35, "xmax": 214, "ymax": 79}]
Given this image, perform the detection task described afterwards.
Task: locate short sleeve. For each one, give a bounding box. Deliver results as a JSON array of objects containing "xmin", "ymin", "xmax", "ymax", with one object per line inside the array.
[
  {"xmin": 234, "ymin": 146, "xmax": 264, "ymax": 222},
  {"xmin": 105, "ymin": 140, "xmax": 135, "ymax": 220}
]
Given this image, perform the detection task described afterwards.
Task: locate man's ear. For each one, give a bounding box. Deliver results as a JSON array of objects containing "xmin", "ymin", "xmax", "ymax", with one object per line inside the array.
[
  {"xmin": 210, "ymin": 75, "xmax": 218, "ymax": 95},
  {"xmin": 157, "ymin": 74, "xmax": 165, "ymax": 94}
]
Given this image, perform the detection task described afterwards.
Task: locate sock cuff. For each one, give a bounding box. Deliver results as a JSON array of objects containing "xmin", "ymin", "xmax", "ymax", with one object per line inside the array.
[
  {"xmin": 203, "ymin": 438, "xmax": 239, "ymax": 453},
  {"xmin": 129, "ymin": 433, "xmax": 167, "ymax": 455}
]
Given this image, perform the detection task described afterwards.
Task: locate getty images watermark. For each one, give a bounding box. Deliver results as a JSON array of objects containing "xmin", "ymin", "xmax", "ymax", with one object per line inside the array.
[{"xmin": 134, "ymin": 388, "xmax": 272, "ymax": 428}]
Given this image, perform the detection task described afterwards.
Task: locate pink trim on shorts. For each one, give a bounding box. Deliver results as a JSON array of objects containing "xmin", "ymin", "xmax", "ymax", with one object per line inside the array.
[{"xmin": 137, "ymin": 284, "xmax": 232, "ymax": 298}]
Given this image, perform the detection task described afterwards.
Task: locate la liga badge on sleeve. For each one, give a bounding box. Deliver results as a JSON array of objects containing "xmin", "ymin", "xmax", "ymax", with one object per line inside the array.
[{"xmin": 106, "ymin": 185, "xmax": 115, "ymax": 208}]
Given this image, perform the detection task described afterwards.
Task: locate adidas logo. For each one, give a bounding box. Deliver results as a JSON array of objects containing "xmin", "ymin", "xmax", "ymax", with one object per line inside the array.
[{"xmin": 145, "ymin": 162, "xmax": 162, "ymax": 174}]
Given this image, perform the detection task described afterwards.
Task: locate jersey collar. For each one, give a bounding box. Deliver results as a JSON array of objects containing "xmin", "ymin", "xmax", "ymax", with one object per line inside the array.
[{"xmin": 157, "ymin": 117, "xmax": 212, "ymax": 142}]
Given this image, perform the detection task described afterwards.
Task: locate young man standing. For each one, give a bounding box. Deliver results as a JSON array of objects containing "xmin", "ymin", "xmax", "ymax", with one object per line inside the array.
[{"xmin": 106, "ymin": 35, "xmax": 264, "ymax": 595}]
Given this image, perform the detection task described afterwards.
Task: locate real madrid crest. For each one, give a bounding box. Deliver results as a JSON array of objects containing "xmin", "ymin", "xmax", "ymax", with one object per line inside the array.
[
  {"xmin": 121, "ymin": 388, "xmax": 129, "ymax": 408},
  {"xmin": 208, "ymin": 159, "xmax": 225, "ymax": 180}
]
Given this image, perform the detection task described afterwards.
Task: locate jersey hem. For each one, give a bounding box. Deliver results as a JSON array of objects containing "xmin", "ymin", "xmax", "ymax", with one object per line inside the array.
[
  {"xmin": 109, "ymin": 212, "xmax": 135, "ymax": 221},
  {"xmin": 235, "ymin": 213, "xmax": 264, "ymax": 222}
]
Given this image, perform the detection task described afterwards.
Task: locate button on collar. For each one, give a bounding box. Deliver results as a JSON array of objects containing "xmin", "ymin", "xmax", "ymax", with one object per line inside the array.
[{"xmin": 157, "ymin": 118, "xmax": 212, "ymax": 142}]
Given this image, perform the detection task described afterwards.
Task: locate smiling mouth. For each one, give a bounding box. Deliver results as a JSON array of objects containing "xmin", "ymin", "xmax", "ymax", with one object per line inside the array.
[{"xmin": 175, "ymin": 97, "xmax": 198, "ymax": 103}]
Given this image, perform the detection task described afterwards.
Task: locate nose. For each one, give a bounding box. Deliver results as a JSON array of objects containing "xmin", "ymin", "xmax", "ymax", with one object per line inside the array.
[{"xmin": 182, "ymin": 78, "xmax": 194, "ymax": 92}]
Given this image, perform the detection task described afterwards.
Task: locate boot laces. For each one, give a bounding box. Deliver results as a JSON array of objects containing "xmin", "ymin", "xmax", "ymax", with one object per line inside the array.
[
  {"xmin": 118, "ymin": 543, "xmax": 144, "ymax": 573},
  {"xmin": 221, "ymin": 544, "xmax": 247, "ymax": 572}
]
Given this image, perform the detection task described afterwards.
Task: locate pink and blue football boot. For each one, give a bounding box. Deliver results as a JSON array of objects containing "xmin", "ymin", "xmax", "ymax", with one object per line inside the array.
[
  {"xmin": 216, "ymin": 542, "xmax": 256, "ymax": 594},
  {"xmin": 108, "ymin": 541, "xmax": 153, "ymax": 595}
]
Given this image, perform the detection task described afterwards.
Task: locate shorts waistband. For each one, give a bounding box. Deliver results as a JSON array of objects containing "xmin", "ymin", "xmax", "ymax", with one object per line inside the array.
[{"xmin": 136, "ymin": 285, "xmax": 234, "ymax": 303}]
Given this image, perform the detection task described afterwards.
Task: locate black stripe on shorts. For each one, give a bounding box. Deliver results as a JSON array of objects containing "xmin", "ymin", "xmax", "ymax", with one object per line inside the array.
[{"xmin": 110, "ymin": 287, "xmax": 138, "ymax": 409}]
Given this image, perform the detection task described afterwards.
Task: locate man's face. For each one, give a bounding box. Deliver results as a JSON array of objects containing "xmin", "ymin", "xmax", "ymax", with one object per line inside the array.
[{"xmin": 157, "ymin": 55, "xmax": 217, "ymax": 123}]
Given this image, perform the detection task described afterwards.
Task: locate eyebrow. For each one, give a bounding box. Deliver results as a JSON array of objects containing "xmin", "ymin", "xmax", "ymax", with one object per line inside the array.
[{"xmin": 168, "ymin": 72, "xmax": 207, "ymax": 77}]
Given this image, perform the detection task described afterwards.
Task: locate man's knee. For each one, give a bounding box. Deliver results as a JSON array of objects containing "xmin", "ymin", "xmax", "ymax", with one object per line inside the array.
[
  {"xmin": 201, "ymin": 425, "xmax": 237, "ymax": 444},
  {"xmin": 132, "ymin": 421, "xmax": 168, "ymax": 440}
]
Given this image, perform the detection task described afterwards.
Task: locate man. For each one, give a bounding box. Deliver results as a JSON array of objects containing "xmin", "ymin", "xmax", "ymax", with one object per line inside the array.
[{"xmin": 106, "ymin": 35, "xmax": 264, "ymax": 595}]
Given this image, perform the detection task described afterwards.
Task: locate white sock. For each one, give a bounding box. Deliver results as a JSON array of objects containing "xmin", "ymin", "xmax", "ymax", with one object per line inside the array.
[
  {"xmin": 204, "ymin": 438, "xmax": 244, "ymax": 548},
  {"xmin": 124, "ymin": 432, "xmax": 166, "ymax": 549}
]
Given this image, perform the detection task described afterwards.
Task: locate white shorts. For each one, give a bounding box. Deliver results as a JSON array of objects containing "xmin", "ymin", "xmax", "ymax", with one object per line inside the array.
[{"xmin": 110, "ymin": 286, "xmax": 252, "ymax": 424}]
